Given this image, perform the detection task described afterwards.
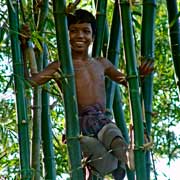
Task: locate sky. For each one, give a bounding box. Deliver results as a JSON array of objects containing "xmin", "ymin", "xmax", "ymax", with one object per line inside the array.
[
  {"xmin": 58, "ymin": 158, "xmax": 180, "ymax": 180},
  {"xmin": 155, "ymin": 158, "xmax": 180, "ymax": 180}
]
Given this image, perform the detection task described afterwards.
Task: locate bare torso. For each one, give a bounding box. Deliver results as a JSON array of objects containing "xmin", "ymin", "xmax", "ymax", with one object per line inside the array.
[{"xmin": 73, "ymin": 58, "xmax": 106, "ymax": 112}]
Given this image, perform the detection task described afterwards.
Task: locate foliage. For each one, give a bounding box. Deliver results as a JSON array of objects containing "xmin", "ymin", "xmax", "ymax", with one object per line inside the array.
[{"xmin": 0, "ymin": 0, "xmax": 179, "ymax": 179}]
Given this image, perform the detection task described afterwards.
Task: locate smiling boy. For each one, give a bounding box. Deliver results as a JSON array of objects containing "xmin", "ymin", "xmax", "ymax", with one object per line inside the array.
[{"xmin": 22, "ymin": 9, "xmax": 153, "ymax": 180}]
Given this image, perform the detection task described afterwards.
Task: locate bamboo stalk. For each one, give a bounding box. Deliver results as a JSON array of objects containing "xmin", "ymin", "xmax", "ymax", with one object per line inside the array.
[
  {"xmin": 31, "ymin": 84, "xmax": 42, "ymax": 179},
  {"xmin": 105, "ymin": 1, "xmax": 135, "ymax": 179},
  {"xmin": 92, "ymin": 1, "xmax": 108, "ymax": 179},
  {"xmin": 113, "ymin": 87, "xmax": 136, "ymax": 180},
  {"xmin": 166, "ymin": 0, "xmax": 180, "ymax": 94},
  {"xmin": 119, "ymin": 0, "xmax": 147, "ymax": 179},
  {"xmin": 52, "ymin": 0, "xmax": 83, "ymax": 179},
  {"xmin": 102, "ymin": 20, "xmax": 109, "ymax": 57},
  {"xmin": 141, "ymin": 1, "xmax": 156, "ymax": 179},
  {"xmin": 92, "ymin": 0, "xmax": 108, "ymax": 57},
  {"xmin": 7, "ymin": 0, "xmax": 31, "ymax": 179},
  {"xmin": 106, "ymin": 0, "xmax": 121, "ymax": 111},
  {"xmin": 31, "ymin": 46, "xmax": 43, "ymax": 180},
  {"xmin": 31, "ymin": 0, "xmax": 49, "ymax": 178},
  {"xmin": 41, "ymin": 44, "xmax": 56, "ymax": 179}
]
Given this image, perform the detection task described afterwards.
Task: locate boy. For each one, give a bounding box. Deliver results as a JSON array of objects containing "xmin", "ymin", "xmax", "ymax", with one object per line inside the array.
[{"xmin": 21, "ymin": 9, "xmax": 153, "ymax": 179}]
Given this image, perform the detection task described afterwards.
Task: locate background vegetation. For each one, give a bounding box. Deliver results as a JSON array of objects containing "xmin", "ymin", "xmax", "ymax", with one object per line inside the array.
[{"xmin": 0, "ymin": 0, "xmax": 179, "ymax": 179}]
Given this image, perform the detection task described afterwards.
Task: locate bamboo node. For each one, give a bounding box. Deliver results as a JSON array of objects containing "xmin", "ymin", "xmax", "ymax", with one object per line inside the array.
[
  {"xmin": 126, "ymin": 75, "xmax": 138, "ymax": 80},
  {"xmin": 134, "ymin": 141, "xmax": 153, "ymax": 151},
  {"xmin": 21, "ymin": 120, "xmax": 27, "ymax": 124},
  {"xmin": 60, "ymin": 74, "xmax": 75, "ymax": 79},
  {"xmin": 96, "ymin": 11, "xmax": 106, "ymax": 16},
  {"xmin": 67, "ymin": 135, "xmax": 80, "ymax": 141}
]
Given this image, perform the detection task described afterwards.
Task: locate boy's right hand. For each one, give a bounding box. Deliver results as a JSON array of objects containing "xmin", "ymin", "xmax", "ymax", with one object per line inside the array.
[{"xmin": 19, "ymin": 24, "xmax": 31, "ymax": 48}]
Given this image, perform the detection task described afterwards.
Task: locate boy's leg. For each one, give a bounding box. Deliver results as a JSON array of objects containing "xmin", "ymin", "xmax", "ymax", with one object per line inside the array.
[
  {"xmin": 97, "ymin": 123, "xmax": 128, "ymax": 163},
  {"xmin": 80, "ymin": 136, "xmax": 118, "ymax": 176},
  {"xmin": 110, "ymin": 137, "xmax": 128, "ymax": 163}
]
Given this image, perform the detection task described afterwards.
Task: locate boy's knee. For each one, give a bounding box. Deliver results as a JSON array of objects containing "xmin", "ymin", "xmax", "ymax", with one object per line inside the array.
[
  {"xmin": 97, "ymin": 123, "xmax": 124, "ymax": 150},
  {"xmin": 80, "ymin": 136, "xmax": 118, "ymax": 176}
]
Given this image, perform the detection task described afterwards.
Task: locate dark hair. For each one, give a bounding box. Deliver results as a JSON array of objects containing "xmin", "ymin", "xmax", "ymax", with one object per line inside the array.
[{"xmin": 67, "ymin": 9, "xmax": 96, "ymax": 36}]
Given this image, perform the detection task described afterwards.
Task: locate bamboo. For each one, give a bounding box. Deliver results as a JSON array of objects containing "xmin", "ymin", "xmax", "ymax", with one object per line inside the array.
[
  {"xmin": 141, "ymin": 1, "xmax": 156, "ymax": 179},
  {"xmin": 102, "ymin": 20, "xmax": 109, "ymax": 57},
  {"xmin": 113, "ymin": 88, "xmax": 129, "ymax": 145},
  {"xmin": 105, "ymin": 2, "xmax": 135, "ymax": 179},
  {"xmin": 52, "ymin": 0, "xmax": 84, "ymax": 179},
  {"xmin": 31, "ymin": 44, "xmax": 43, "ymax": 180},
  {"xmin": 31, "ymin": 84, "xmax": 42, "ymax": 179},
  {"xmin": 119, "ymin": 0, "xmax": 147, "ymax": 179},
  {"xmin": 42, "ymin": 44, "xmax": 56, "ymax": 179},
  {"xmin": 106, "ymin": 0, "xmax": 121, "ymax": 111},
  {"xmin": 92, "ymin": 0, "xmax": 108, "ymax": 57},
  {"xmin": 7, "ymin": 0, "xmax": 31, "ymax": 179},
  {"xmin": 113, "ymin": 87, "xmax": 135, "ymax": 180},
  {"xmin": 92, "ymin": 1, "xmax": 108, "ymax": 179},
  {"xmin": 166, "ymin": 0, "xmax": 180, "ymax": 93},
  {"xmin": 31, "ymin": 0, "xmax": 49, "ymax": 178}
]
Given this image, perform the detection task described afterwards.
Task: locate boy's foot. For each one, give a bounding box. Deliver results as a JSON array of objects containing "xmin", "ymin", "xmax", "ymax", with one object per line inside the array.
[
  {"xmin": 110, "ymin": 137, "xmax": 128, "ymax": 163},
  {"xmin": 112, "ymin": 166, "xmax": 126, "ymax": 180},
  {"xmin": 110, "ymin": 137, "xmax": 135, "ymax": 171}
]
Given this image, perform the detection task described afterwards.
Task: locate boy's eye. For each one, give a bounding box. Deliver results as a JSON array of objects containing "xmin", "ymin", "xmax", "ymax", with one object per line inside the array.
[
  {"xmin": 84, "ymin": 30, "xmax": 91, "ymax": 34},
  {"xmin": 70, "ymin": 29, "xmax": 77, "ymax": 33}
]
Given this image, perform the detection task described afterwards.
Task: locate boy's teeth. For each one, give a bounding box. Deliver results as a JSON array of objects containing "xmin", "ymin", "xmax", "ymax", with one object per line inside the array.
[{"xmin": 76, "ymin": 42, "xmax": 84, "ymax": 45}]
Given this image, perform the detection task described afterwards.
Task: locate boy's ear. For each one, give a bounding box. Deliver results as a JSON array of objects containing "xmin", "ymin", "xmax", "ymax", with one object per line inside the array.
[{"xmin": 92, "ymin": 35, "xmax": 95, "ymax": 42}]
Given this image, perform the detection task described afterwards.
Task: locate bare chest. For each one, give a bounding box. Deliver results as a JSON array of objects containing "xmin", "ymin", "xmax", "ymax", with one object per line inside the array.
[{"xmin": 74, "ymin": 61, "xmax": 104, "ymax": 87}]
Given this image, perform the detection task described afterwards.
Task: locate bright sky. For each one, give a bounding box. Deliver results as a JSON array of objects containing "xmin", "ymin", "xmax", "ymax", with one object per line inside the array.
[
  {"xmin": 58, "ymin": 158, "xmax": 180, "ymax": 180},
  {"xmin": 155, "ymin": 158, "xmax": 180, "ymax": 180}
]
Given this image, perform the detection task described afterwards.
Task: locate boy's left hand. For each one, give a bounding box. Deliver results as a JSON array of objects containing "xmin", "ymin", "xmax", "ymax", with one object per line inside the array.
[{"xmin": 139, "ymin": 60, "xmax": 154, "ymax": 77}]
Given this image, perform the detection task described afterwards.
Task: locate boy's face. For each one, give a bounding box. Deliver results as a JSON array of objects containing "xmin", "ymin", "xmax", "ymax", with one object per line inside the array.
[{"xmin": 69, "ymin": 23, "xmax": 94, "ymax": 53}]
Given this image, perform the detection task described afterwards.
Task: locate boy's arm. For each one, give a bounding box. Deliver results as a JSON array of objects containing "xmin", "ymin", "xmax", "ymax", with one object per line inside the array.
[
  {"xmin": 28, "ymin": 61, "xmax": 60, "ymax": 86},
  {"xmin": 19, "ymin": 24, "xmax": 60, "ymax": 87},
  {"xmin": 105, "ymin": 67, "xmax": 127, "ymax": 87},
  {"xmin": 101, "ymin": 58, "xmax": 154, "ymax": 87},
  {"xmin": 100, "ymin": 58, "xmax": 127, "ymax": 87}
]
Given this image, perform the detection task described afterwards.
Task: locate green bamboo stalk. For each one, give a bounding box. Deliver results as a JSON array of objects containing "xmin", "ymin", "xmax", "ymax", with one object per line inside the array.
[
  {"xmin": 119, "ymin": 1, "xmax": 147, "ymax": 180},
  {"xmin": 37, "ymin": 0, "xmax": 49, "ymax": 32},
  {"xmin": 31, "ymin": 84, "xmax": 42, "ymax": 179},
  {"xmin": 113, "ymin": 87, "xmax": 135, "ymax": 180},
  {"xmin": 42, "ymin": 44, "xmax": 56, "ymax": 179},
  {"xmin": 92, "ymin": 0, "xmax": 108, "ymax": 57},
  {"xmin": 31, "ymin": 1, "xmax": 49, "ymax": 178},
  {"xmin": 105, "ymin": 2, "xmax": 135, "ymax": 179},
  {"xmin": 106, "ymin": 0, "xmax": 122, "ymax": 111},
  {"xmin": 7, "ymin": 0, "xmax": 31, "ymax": 179},
  {"xmin": 37, "ymin": 0, "xmax": 56, "ymax": 178},
  {"xmin": 141, "ymin": 1, "xmax": 156, "ymax": 179},
  {"xmin": 52, "ymin": 0, "xmax": 84, "ymax": 179},
  {"xmin": 113, "ymin": 88, "xmax": 129, "ymax": 147},
  {"xmin": 92, "ymin": 1, "xmax": 108, "ymax": 180},
  {"xmin": 31, "ymin": 46, "xmax": 43, "ymax": 179},
  {"xmin": 102, "ymin": 20, "xmax": 109, "ymax": 57},
  {"xmin": 166, "ymin": 0, "xmax": 180, "ymax": 93}
]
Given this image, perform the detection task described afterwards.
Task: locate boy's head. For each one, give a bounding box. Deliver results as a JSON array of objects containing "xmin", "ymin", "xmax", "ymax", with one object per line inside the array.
[{"xmin": 67, "ymin": 9, "xmax": 96, "ymax": 37}]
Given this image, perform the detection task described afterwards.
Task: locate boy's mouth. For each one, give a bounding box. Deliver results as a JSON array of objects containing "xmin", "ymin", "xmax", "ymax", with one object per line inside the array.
[{"xmin": 75, "ymin": 42, "xmax": 85, "ymax": 46}]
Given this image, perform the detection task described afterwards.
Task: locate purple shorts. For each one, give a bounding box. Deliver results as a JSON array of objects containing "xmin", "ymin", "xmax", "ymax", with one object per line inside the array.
[{"xmin": 79, "ymin": 104, "xmax": 112, "ymax": 136}]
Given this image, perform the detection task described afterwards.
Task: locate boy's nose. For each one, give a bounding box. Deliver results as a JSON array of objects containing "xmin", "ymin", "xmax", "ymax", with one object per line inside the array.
[{"xmin": 77, "ymin": 30, "xmax": 84, "ymax": 37}]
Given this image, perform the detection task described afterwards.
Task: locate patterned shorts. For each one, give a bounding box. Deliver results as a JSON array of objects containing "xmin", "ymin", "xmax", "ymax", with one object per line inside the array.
[{"xmin": 79, "ymin": 104, "xmax": 112, "ymax": 136}]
